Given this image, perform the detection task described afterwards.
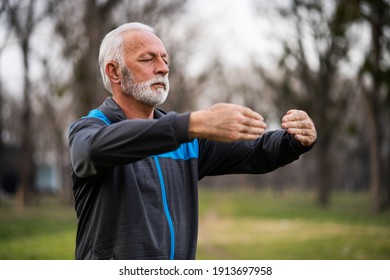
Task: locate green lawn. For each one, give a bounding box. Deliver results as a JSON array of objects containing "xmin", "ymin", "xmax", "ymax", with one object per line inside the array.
[
  {"xmin": 0, "ymin": 189, "xmax": 389, "ymax": 260},
  {"xmin": 197, "ymin": 189, "xmax": 390, "ymax": 259},
  {"xmin": 0, "ymin": 197, "xmax": 76, "ymax": 260}
]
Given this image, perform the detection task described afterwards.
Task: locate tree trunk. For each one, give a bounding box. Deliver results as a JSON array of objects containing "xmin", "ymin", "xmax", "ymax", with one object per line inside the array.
[
  {"xmin": 73, "ymin": 0, "xmax": 119, "ymax": 117},
  {"xmin": 315, "ymin": 139, "xmax": 332, "ymax": 206},
  {"xmin": 363, "ymin": 92, "xmax": 382, "ymax": 213},
  {"xmin": 18, "ymin": 40, "xmax": 35, "ymax": 208},
  {"xmin": 359, "ymin": 0, "xmax": 387, "ymax": 214}
]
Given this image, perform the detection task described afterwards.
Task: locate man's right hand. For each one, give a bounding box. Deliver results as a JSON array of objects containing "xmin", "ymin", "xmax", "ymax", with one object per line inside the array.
[{"xmin": 188, "ymin": 103, "xmax": 267, "ymax": 142}]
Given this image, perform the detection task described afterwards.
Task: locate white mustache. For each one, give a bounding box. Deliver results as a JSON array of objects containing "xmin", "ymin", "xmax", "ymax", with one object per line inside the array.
[{"xmin": 146, "ymin": 76, "xmax": 169, "ymax": 89}]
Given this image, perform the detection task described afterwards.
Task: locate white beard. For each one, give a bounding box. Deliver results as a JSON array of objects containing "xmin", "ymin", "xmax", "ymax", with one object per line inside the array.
[{"xmin": 121, "ymin": 66, "xmax": 169, "ymax": 107}]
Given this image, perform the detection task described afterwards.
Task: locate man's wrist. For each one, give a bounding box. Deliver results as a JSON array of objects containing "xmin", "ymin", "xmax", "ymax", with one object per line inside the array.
[
  {"xmin": 173, "ymin": 112, "xmax": 192, "ymax": 142},
  {"xmin": 188, "ymin": 111, "xmax": 202, "ymax": 139}
]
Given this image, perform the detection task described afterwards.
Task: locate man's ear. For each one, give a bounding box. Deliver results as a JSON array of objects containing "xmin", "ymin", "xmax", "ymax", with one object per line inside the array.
[{"xmin": 105, "ymin": 62, "xmax": 121, "ymax": 84}]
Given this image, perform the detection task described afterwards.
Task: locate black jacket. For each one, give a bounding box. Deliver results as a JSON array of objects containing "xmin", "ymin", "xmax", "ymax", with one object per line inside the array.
[{"xmin": 68, "ymin": 97, "xmax": 313, "ymax": 259}]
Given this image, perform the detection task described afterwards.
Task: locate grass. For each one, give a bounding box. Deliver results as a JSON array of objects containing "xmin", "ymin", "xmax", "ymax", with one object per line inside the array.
[
  {"xmin": 0, "ymin": 189, "xmax": 389, "ymax": 260},
  {"xmin": 0, "ymin": 196, "xmax": 76, "ymax": 260},
  {"xmin": 196, "ymin": 188, "xmax": 390, "ymax": 259}
]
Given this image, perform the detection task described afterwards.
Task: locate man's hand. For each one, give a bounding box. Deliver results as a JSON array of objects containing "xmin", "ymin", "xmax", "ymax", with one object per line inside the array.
[
  {"xmin": 189, "ymin": 103, "xmax": 267, "ymax": 142},
  {"xmin": 281, "ymin": 109, "xmax": 317, "ymax": 146}
]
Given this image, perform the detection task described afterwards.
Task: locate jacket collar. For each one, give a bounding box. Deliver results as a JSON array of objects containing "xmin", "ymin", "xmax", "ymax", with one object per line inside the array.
[{"xmin": 98, "ymin": 97, "xmax": 165, "ymax": 123}]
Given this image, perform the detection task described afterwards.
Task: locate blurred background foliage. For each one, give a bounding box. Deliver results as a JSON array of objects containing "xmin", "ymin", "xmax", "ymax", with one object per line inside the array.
[{"xmin": 0, "ymin": 0, "xmax": 389, "ymax": 259}]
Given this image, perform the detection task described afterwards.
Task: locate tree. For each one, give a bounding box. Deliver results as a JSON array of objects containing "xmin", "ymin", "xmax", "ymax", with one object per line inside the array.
[
  {"xmin": 255, "ymin": 0, "xmax": 355, "ymax": 206},
  {"xmin": 3, "ymin": 0, "xmax": 49, "ymax": 207},
  {"xmin": 0, "ymin": 2, "xmax": 9, "ymax": 157},
  {"xmin": 50, "ymin": 0, "xmax": 122, "ymax": 118},
  {"xmin": 355, "ymin": 0, "xmax": 390, "ymax": 213}
]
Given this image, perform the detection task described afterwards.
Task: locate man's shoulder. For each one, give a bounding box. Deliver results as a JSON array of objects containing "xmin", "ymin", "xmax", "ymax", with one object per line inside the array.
[{"xmin": 68, "ymin": 114, "xmax": 106, "ymax": 135}]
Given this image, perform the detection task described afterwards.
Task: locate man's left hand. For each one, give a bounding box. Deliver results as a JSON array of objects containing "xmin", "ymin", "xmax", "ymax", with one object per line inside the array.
[{"xmin": 281, "ymin": 110, "xmax": 317, "ymax": 146}]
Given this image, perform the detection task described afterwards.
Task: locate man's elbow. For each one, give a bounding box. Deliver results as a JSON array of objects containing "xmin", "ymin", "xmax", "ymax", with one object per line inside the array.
[{"xmin": 70, "ymin": 145, "xmax": 98, "ymax": 178}]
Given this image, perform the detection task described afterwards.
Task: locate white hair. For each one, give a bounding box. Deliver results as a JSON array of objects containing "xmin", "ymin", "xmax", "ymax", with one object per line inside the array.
[{"xmin": 98, "ymin": 22, "xmax": 155, "ymax": 94}]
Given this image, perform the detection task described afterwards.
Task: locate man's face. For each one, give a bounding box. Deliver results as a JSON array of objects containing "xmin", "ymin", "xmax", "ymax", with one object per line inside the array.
[{"xmin": 120, "ymin": 30, "xmax": 170, "ymax": 106}]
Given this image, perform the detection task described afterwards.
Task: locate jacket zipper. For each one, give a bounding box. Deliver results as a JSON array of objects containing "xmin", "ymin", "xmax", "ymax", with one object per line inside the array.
[{"xmin": 153, "ymin": 156, "xmax": 175, "ymax": 260}]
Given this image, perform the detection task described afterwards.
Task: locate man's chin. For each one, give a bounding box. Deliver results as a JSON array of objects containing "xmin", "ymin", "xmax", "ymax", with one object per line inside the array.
[
  {"xmin": 122, "ymin": 89, "xmax": 168, "ymax": 107},
  {"xmin": 138, "ymin": 96, "xmax": 168, "ymax": 107}
]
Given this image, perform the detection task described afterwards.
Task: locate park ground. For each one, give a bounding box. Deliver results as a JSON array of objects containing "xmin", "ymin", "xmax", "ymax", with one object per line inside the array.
[{"xmin": 0, "ymin": 188, "xmax": 389, "ymax": 260}]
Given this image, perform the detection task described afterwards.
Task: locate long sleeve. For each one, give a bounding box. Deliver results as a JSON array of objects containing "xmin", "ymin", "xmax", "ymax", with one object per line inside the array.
[
  {"xmin": 69, "ymin": 111, "xmax": 191, "ymax": 178},
  {"xmin": 198, "ymin": 130, "xmax": 314, "ymax": 179}
]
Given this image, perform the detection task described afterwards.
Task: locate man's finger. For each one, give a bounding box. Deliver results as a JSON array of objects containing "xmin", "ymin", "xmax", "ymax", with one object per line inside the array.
[
  {"xmin": 241, "ymin": 117, "xmax": 267, "ymax": 129},
  {"xmin": 282, "ymin": 110, "xmax": 307, "ymax": 122},
  {"xmin": 241, "ymin": 107, "xmax": 264, "ymax": 121},
  {"xmin": 282, "ymin": 120, "xmax": 312, "ymax": 129},
  {"xmin": 294, "ymin": 134, "xmax": 315, "ymax": 146},
  {"xmin": 286, "ymin": 128, "xmax": 314, "ymax": 137},
  {"xmin": 239, "ymin": 125, "xmax": 266, "ymax": 135}
]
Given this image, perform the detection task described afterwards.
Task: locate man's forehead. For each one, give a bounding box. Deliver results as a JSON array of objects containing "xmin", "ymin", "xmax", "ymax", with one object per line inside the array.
[{"xmin": 122, "ymin": 30, "xmax": 168, "ymax": 55}]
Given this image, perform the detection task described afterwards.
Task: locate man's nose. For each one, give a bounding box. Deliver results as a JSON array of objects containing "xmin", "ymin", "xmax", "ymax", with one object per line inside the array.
[{"xmin": 155, "ymin": 58, "xmax": 169, "ymax": 76}]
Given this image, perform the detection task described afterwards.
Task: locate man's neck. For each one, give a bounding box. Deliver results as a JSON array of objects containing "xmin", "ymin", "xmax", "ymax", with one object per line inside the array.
[{"xmin": 113, "ymin": 93, "xmax": 154, "ymax": 120}]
